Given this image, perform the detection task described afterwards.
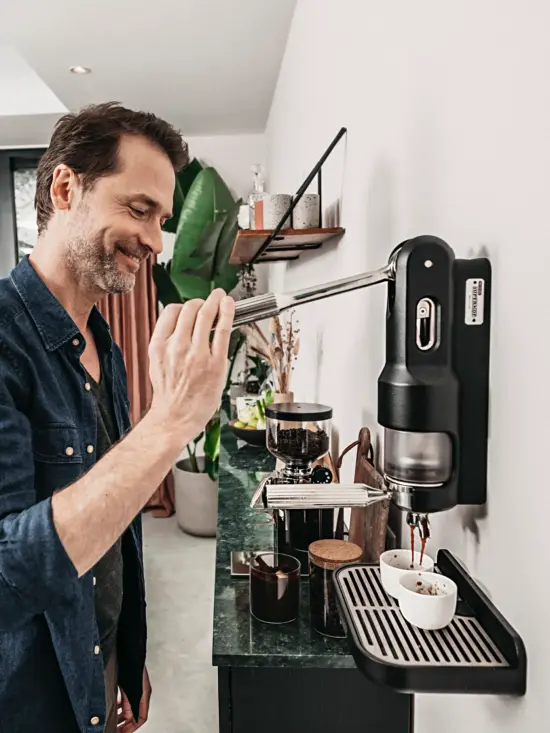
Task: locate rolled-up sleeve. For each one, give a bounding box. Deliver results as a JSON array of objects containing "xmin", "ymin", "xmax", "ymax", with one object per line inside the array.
[{"xmin": 0, "ymin": 390, "xmax": 78, "ymax": 632}]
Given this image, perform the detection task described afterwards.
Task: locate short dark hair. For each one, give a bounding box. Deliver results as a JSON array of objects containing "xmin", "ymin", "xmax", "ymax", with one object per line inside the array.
[{"xmin": 35, "ymin": 101, "xmax": 188, "ymax": 234}]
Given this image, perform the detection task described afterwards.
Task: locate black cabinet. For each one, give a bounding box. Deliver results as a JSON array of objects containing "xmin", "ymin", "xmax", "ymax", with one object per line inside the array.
[{"xmin": 218, "ymin": 666, "xmax": 413, "ymax": 733}]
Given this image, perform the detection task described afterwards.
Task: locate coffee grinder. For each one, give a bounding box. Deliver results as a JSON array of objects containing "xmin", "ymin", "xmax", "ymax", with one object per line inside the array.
[
  {"xmin": 250, "ymin": 402, "xmax": 338, "ymax": 572},
  {"xmin": 242, "ymin": 235, "xmax": 491, "ymax": 534}
]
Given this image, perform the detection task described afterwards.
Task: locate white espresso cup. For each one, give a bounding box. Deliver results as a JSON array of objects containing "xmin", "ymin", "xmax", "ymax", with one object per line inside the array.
[
  {"xmin": 398, "ymin": 571, "xmax": 458, "ymax": 630},
  {"xmin": 379, "ymin": 548, "xmax": 435, "ymax": 600}
]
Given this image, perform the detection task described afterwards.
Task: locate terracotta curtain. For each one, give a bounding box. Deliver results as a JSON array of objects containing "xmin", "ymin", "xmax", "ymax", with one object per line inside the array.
[{"xmin": 97, "ymin": 257, "xmax": 175, "ymax": 517}]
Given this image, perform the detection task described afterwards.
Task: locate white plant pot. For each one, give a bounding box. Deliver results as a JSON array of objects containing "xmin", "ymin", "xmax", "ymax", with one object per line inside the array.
[{"xmin": 173, "ymin": 456, "xmax": 218, "ymax": 537}]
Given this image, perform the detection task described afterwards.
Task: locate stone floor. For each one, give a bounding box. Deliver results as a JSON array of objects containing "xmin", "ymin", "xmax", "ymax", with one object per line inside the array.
[{"xmin": 142, "ymin": 512, "xmax": 218, "ymax": 733}]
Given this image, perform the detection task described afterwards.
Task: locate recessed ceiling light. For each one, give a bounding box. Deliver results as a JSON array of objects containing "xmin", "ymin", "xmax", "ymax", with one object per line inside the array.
[{"xmin": 70, "ymin": 66, "xmax": 91, "ymax": 75}]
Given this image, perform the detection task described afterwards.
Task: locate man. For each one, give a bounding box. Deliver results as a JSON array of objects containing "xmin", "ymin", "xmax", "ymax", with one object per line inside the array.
[{"xmin": 0, "ymin": 102, "xmax": 235, "ymax": 732}]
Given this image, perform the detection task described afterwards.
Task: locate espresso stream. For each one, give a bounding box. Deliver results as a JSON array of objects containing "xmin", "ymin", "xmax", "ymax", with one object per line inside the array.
[{"xmin": 410, "ymin": 525, "xmax": 428, "ymax": 567}]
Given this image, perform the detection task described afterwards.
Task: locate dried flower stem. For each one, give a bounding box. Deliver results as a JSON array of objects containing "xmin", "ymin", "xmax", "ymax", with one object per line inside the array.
[{"xmin": 242, "ymin": 313, "xmax": 300, "ymax": 393}]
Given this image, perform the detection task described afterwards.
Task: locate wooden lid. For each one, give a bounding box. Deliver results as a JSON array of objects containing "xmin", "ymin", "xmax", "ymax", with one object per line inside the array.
[{"xmin": 309, "ymin": 539, "xmax": 362, "ymax": 569}]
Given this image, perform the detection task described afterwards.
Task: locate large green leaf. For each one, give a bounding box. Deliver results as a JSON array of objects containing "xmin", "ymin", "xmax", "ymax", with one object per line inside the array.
[
  {"xmin": 195, "ymin": 217, "xmax": 228, "ymax": 262},
  {"xmin": 204, "ymin": 414, "xmax": 221, "ymax": 482},
  {"xmin": 152, "ymin": 263, "xmax": 182, "ymax": 307},
  {"xmin": 205, "ymin": 456, "xmax": 219, "ymax": 483},
  {"xmin": 170, "ymin": 272, "xmax": 211, "ymax": 302},
  {"xmin": 211, "ymin": 199, "xmax": 242, "ymax": 280},
  {"xmin": 204, "ymin": 415, "xmax": 221, "ymax": 460},
  {"xmin": 181, "ymin": 254, "xmax": 211, "ymax": 271},
  {"xmin": 172, "ymin": 168, "xmax": 235, "ymax": 274},
  {"xmin": 163, "ymin": 158, "xmax": 203, "ymax": 234},
  {"xmin": 182, "ymin": 219, "xmax": 227, "ymax": 282},
  {"xmin": 214, "ymin": 267, "xmax": 240, "ymax": 294}
]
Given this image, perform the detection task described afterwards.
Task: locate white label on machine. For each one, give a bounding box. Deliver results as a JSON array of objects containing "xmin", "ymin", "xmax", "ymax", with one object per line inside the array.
[{"xmin": 465, "ymin": 278, "xmax": 485, "ymax": 325}]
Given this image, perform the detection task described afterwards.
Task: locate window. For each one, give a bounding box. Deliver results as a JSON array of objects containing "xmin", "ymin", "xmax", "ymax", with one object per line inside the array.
[
  {"xmin": 0, "ymin": 149, "xmax": 45, "ymax": 277},
  {"xmin": 13, "ymin": 167, "xmax": 38, "ymax": 260}
]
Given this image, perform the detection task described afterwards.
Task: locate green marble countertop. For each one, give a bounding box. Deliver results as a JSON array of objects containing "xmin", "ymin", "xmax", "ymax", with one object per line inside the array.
[{"xmin": 212, "ymin": 415, "xmax": 355, "ymax": 668}]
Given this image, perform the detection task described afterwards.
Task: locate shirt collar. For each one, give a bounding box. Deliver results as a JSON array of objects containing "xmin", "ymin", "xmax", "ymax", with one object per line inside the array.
[{"xmin": 10, "ymin": 256, "xmax": 113, "ymax": 353}]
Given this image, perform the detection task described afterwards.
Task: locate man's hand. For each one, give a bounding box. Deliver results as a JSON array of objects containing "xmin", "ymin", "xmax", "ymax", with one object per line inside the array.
[
  {"xmin": 118, "ymin": 667, "xmax": 152, "ymax": 732},
  {"xmin": 148, "ymin": 289, "xmax": 235, "ymax": 443}
]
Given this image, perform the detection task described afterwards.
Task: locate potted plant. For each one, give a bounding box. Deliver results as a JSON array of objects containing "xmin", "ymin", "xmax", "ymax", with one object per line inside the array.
[{"xmin": 153, "ymin": 160, "xmax": 245, "ymax": 536}]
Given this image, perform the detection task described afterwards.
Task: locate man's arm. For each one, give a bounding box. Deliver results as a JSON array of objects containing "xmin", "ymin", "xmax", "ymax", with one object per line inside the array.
[
  {"xmin": 0, "ymin": 291, "xmax": 234, "ymax": 629},
  {"xmin": 52, "ymin": 407, "xmax": 190, "ymax": 575},
  {"xmin": 0, "ymin": 393, "xmax": 78, "ymax": 631},
  {"xmin": 54, "ymin": 292, "xmax": 234, "ymax": 576}
]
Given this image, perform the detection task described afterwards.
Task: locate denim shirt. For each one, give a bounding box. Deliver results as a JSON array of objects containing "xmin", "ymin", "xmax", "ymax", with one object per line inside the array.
[{"xmin": 0, "ymin": 257, "xmax": 146, "ymax": 733}]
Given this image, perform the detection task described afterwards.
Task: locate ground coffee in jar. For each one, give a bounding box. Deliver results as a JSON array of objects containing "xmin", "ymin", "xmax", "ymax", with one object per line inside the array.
[
  {"xmin": 267, "ymin": 427, "xmax": 330, "ymax": 462},
  {"xmin": 308, "ymin": 539, "xmax": 362, "ymax": 638}
]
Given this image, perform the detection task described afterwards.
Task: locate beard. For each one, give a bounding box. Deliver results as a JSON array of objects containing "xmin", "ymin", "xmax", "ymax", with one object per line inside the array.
[{"xmin": 65, "ymin": 228, "xmax": 144, "ymax": 295}]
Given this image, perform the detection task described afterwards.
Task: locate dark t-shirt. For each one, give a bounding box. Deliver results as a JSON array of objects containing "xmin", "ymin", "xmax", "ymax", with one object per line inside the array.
[{"xmin": 86, "ymin": 367, "xmax": 124, "ymax": 668}]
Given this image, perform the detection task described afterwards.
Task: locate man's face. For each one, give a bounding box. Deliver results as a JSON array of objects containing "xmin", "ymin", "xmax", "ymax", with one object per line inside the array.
[{"xmin": 63, "ymin": 134, "xmax": 175, "ymax": 295}]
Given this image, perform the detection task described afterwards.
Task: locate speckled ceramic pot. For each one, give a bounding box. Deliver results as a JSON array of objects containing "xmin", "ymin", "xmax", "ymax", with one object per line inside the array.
[
  {"xmin": 292, "ymin": 193, "xmax": 320, "ymax": 229},
  {"xmin": 262, "ymin": 194, "xmax": 292, "ymax": 230}
]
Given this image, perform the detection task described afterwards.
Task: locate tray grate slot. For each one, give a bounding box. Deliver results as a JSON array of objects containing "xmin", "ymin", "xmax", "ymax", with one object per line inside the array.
[
  {"xmin": 365, "ymin": 609, "xmax": 388, "ymax": 657},
  {"xmin": 355, "ymin": 567, "xmax": 379, "ymax": 606},
  {"xmin": 371, "ymin": 568, "xmax": 399, "ymax": 607},
  {"xmin": 343, "ymin": 575, "xmax": 361, "ymax": 608},
  {"xmin": 380, "ymin": 608, "xmax": 416, "ymax": 661}
]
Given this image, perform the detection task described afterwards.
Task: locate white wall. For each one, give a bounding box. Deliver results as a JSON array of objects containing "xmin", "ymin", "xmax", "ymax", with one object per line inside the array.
[{"xmin": 266, "ymin": 0, "xmax": 549, "ymax": 729}]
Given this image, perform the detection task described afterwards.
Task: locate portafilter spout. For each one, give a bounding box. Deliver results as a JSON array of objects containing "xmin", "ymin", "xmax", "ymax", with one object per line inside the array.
[{"xmin": 229, "ymin": 252, "xmax": 397, "ymax": 330}]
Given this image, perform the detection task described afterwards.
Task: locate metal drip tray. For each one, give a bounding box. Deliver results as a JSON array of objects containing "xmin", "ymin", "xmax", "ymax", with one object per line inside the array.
[
  {"xmin": 334, "ymin": 550, "xmax": 527, "ymax": 696},
  {"xmin": 337, "ymin": 566, "xmax": 506, "ymax": 667}
]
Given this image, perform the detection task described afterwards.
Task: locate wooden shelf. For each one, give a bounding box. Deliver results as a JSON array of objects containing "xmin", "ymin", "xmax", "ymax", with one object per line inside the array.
[{"xmin": 229, "ymin": 227, "xmax": 345, "ymax": 265}]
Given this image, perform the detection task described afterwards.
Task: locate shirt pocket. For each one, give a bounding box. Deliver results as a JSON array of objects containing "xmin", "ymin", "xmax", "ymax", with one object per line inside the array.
[{"xmin": 32, "ymin": 424, "xmax": 83, "ymax": 465}]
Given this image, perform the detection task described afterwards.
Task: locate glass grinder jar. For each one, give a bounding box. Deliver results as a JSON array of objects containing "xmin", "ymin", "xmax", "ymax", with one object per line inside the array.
[{"xmin": 265, "ymin": 402, "xmax": 332, "ymax": 478}]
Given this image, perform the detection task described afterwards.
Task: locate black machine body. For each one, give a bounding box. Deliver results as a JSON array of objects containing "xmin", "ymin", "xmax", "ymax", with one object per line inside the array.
[{"xmin": 378, "ymin": 236, "xmax": 491, "ymax": 514}]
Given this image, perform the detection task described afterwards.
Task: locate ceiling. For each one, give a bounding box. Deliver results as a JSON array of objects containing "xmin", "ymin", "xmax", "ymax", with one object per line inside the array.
[{"xmin": 0, "ymin": 0, "xmax": 296, "ymax": 147}]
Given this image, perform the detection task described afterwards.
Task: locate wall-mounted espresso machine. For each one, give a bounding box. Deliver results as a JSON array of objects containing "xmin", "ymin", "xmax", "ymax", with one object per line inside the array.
[
  {"xmin": 232, "ymin": 236, "xmax": 528, "ymax": 697},
  {"xmin": 234, "ymin": 235, "xmax": 492, "ymax": 558}
]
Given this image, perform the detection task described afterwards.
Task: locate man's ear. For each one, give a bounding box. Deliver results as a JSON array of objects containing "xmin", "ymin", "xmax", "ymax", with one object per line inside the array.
[{"xmin": 50, "ymin": 164, "xmax": 80, "ymax": 213}]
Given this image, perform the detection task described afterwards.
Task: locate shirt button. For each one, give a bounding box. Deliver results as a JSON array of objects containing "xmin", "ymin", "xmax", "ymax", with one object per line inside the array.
[
  {"xmin": 65, "ymin": 446, "xmax": 74, "ymax": 457},
  {"xmin": 93, "ymin": 576, "xmax": 97, "ymax": 586},
  {"xmin": 90, "ymin": 717, "xmax": 100, "ymax": 725},
  {"xmin": 94, "ymin": 645, "xmax": 100, "ymax": 655},
  {"xmin": 72, "ymin": 338, "xmax": 80, "ymax": 347},
  {"xmin": 87, "ymin": 445, "xmax": 94, "ymax": 454},
  {"xmin": 85, "ymin": 382, "xmax": 91, "ymax": 391}
]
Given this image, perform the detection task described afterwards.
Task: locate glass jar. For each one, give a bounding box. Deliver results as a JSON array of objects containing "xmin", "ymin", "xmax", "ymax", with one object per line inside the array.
[
  {"xmin": 249, "ymin": 552, "xmax": 301, "ymax": 624},
  {"xmin": 265, "ymin": 402, "xmax": 332, "ymax": 466},
  {"xmin": 308, "ymin": 539, "xmax": 362, "ymax": 638}
]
